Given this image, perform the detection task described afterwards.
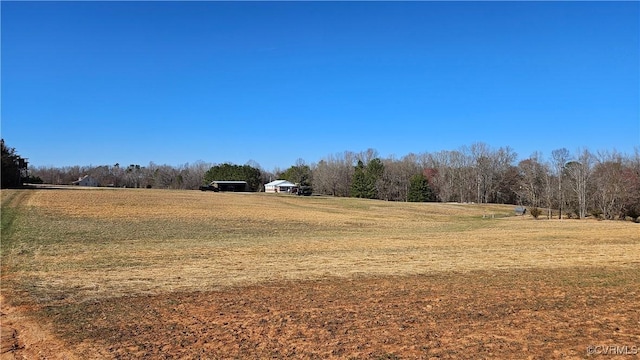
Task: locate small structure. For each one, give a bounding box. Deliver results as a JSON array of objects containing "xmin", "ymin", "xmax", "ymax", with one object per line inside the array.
[
  {"xmin": 209, "ymin": 180, "xmax": 248, "ymax": 192},
  {"xmin": 515, "ymin": 206, "xmax": 527, "ymax": 216},
  {"xmin": 265, "ymin": 180, "xmax": 297, "ymax": 193},
  {"xmin": 72, "ymin": 175, "xmax": 99, "ymax": 187}
]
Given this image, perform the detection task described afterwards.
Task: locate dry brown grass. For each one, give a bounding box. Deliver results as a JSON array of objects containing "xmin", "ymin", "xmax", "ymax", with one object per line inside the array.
[
  {"xmin": 2, "ymin": 188, "xmax": 640, "ymax": 359},
  {"xmin": 2, "ymin": 188, "xmax": 638, "ymax": 305}
]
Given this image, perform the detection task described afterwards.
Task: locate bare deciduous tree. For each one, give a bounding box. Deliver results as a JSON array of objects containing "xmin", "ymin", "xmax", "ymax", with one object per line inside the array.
[
  {"xmin": 312, "ymin": 151, "xmax": 356, "ymax": 197},
  {"xmin": 551, "ymin": 148, "xmax": 571, "ymax": 219},
  {"xmin": 517, "ymin": 153, "xmax": 545, "ymax": 207},
  {"xmin": 565, "ymin": 149, "xmax": 594, "ymax": 219},
  {"xmin": 592, "ymin": 151, "xmax": 627, "ymax": 219},
  {"xmin": 26, "ymin": 144, "xmax": 636, "ymax": 223}
]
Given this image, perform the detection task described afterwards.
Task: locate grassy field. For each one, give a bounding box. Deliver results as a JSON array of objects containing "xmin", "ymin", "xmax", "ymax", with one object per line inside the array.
[{"xmin": 1, "ymin": 188, "xmax": 639, "ymax": 359}]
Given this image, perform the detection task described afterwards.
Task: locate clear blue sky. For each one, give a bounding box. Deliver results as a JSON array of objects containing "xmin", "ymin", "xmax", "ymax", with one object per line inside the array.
[{"xmin": 2, "ymin": 1, "xmax": 638, "ymax": 170}]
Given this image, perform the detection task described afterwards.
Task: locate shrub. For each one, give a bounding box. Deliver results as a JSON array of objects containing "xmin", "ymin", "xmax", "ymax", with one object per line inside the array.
[
  {"xmin": 590, "ymin": 209, "xmax": 603, "ymax": 220},
  {"xmin": 624, "ymin": 205, "xmax": 640, "ymax": 222},
  {"xmin": 530, "ymin": 207, "xmax": 542, "ymax": 219},
  {"xmin": 25, "ymin": 175, "xmax": 43, "ymax": 184}
]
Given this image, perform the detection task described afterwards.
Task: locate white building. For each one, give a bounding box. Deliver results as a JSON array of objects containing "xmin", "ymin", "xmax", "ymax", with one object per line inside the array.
[
  {"xmin": 265, "ymin": 180, "xmax": 297, "ymax": 193},
  {"xmin": 72, "ymin": 175, "xmax": 99, "ymax": 187}
]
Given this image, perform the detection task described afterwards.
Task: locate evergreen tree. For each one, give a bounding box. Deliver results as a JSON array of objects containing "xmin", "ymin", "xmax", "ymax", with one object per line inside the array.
[
  {"xmin": 204, "ymin": 163, "xmax": 262, "ymax": 191},
  {"xmin": 279, "ymin": 163, "xmax": 312, "ymax": 186},
  {"xmin": 1, "ymin": 139, "xmax": 27, "ymax": 188},
  {"xmin": 407, "ymin": 174, "xmax": 435, "ymax": 202},
  {"xmin": 366, "ymin": 158, "xmax": 385, "ymax": 199},
  {"xmin": 350, "ymin": 159, "xmax": 384, "ymax": 199},
  {"xmin": 350, "ymin": 160, "xmax": 368, "ymax": 198}
]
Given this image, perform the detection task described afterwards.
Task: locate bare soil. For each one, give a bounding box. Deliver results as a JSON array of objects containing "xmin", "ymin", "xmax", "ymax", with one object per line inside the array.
[
  {"xmin": 3, "ymin": 267, "xmax": 639, "ymax": 359},
  {"xmin": 2, "ymin": 190, "xmax": 638, "ymax": 359}
]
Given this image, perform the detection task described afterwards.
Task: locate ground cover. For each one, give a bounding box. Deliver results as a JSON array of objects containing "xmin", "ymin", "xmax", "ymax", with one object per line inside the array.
[{"xmin": 1, "ymin": 188, "xmax": 638, "ymax": 359}]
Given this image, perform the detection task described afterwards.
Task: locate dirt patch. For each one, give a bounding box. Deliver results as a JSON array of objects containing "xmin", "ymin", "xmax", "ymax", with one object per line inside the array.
[
  {"xmin": 1, "ymin": 294, "xmax": 79, "ymax": 360},
  {"xmin": 2, "ymin": 190, "xmax": 638, "ymax": 358},
  {"xmin": 5, "ymin": 267, "xmax": 638, "ymax": 359}
]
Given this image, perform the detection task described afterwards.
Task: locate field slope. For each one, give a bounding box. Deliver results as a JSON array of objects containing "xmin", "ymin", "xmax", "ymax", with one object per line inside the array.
[{"xmin": 1, "ymin": 188, "xmax": 639, "ymax": 359}]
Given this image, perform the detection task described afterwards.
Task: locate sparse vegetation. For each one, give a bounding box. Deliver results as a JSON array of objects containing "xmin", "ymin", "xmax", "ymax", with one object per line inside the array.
[{"xmin": 1, "ymin": 188, "xmax": 638, "ymax": 358}]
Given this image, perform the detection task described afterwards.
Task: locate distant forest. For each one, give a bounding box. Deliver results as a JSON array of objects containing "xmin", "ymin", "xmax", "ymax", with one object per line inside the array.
[{"xmin": 7, "ymin": 140, "xmax": 640, "ymax": 221}]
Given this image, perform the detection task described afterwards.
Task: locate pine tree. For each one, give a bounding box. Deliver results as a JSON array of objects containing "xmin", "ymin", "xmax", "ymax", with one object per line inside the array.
[
  {"xmin": 1, "ymin": 139, "xmax": 27, "ymax": 188},
  {"xmin": 407, "ymin": 174, "xmax": 434, "ymax": 202},
  {"xmin": 350, "ymin": 159, "xmax": 385, "ymax": 199},
  {"xmin": 350, "ymin": 160, "xmax": 369, "ymax": 198}
]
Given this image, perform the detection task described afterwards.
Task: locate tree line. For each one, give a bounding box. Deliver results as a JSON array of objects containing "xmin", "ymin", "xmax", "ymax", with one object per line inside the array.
[
  {"xmin": 16, "ymin": 139, "xmax": 640, "ymax": 221},
  {"xmin": 309, "ymin": 145, "xmax": 639, "ymax": 220},
  {"xmin": 30, "ymin": 161, "xmax": 214, "ymax": 190}
]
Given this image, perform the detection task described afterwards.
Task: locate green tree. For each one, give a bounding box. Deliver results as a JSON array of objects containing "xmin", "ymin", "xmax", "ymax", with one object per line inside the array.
[
  {"xmin": 367, "ymin": 158, "xmax": 385, "ymax": 180},
  {"xmin": 407, "ymin": 174, "xmax": 435, "ymax": 202},
  {"xmin": 1, "ymin": 139, "xmax": 27, "ymax": 188},
  {"xmin": 350, "ymin": 158, "xmax": 384, "ymax": 199},
  {"xmin": 204, "ymin": 163, "xmax": 262, "ymax": 191},
  {"xmin": 279, "ymin": 159, "xmax": 312, "ymax": 186},
  {"xmin": 350, "ymin": 160, "xmax": 369, "ymax": 198}
]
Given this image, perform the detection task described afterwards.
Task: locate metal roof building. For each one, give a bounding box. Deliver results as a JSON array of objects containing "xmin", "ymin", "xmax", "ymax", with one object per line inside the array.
[
  {"xmin": 265, "ymin": 180, "xmax": 297, "ymax": 193},
  {"xmin": 210, "ymin": 180, "xmax": 248, "ymax": 192}
]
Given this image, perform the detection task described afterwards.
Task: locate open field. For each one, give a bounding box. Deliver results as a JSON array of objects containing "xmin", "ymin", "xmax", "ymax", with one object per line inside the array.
[{"xmin": 1, "ymin": 188, "xmax": 639, "ymax": 359}]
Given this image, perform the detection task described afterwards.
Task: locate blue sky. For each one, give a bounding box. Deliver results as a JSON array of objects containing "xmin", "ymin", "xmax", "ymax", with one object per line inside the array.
[{"xmin": 2, "ymin": 1, "xmax": 638, "ymax": 170}]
